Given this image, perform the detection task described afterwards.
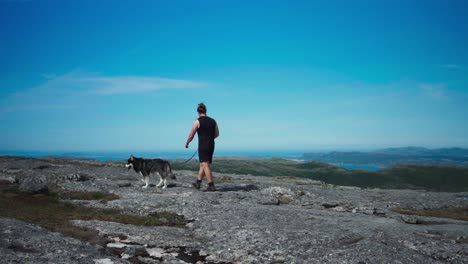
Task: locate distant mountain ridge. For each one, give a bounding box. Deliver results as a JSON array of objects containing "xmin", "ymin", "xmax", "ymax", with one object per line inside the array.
[
  {"xmin": 302, "ymin": 147, "xmax": 468, "ymax": 167},
  {"xmin": 372, "ymin": 147, "xmax": 468, "ymax": 156}
]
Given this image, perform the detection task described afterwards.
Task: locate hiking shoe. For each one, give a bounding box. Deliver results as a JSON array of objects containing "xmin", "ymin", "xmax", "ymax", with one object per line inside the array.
[
  {"xmin": 192, "ymin": 180, "xmax": 201, "ymax": 189},
  {"xmin": 205, "ymin": 182, "xmax": 216, "ymax": 192}
]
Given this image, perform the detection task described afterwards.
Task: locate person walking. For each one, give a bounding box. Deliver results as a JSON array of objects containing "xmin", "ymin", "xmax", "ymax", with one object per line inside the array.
[{"xmin": 185, "ymin": 103, "xmax": 219, "ymax": 191}]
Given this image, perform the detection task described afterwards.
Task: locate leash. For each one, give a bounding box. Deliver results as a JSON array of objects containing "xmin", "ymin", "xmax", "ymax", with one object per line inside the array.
[{"xmin": 173, "ymin": 150, "xmax": 198, "ymax": 165}]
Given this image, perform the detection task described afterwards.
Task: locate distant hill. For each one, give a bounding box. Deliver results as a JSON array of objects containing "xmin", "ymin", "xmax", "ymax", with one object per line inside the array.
[
  {"xmin": 301, "ymin": 147, "xmax": 468, "ymax": 167},
  {"xmin": 171, "ymin": 157, "xmax": 468, "ymax": 192},
  {"xmin": 372, "ymin": 147, "xmax": 468, "ymax": 156}
]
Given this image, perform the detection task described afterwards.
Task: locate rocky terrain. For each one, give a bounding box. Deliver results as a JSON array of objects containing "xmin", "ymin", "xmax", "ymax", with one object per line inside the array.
[{"xmin": 1, "ymin": 156, "xmax": 467, "ymax": 263}]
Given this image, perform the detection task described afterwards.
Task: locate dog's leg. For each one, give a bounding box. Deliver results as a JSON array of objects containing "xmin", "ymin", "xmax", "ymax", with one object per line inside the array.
[
  {"xmin": 143, "ymin": 176, "xmax": 149, "ymax": 188},
  {"xmin": 156, "ymin": 174, "xmax": 164, "ymax": 188},
  {"xmin": 162, "ymin": 178, "xmax": 168, "ymax": 189},
  {"xmin": 139, "ymin": 172, "xmax": 146, "ymax": 183}
]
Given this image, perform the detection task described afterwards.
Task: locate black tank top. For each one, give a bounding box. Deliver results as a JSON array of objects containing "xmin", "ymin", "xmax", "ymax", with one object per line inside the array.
[{"xmin": 197, "ymin": 116, "xmax": 217, "ymax": 148}]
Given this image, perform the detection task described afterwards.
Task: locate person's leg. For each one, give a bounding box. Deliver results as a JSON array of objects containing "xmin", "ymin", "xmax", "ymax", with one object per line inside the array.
[
  {"xmin": 196, "ymin": 146, "xmax": 215, "ymax": 190},
  {"xmin": 202, "ymin": 161, "xmax": 216, "ymax": 191},
  {"xmin": 192, "ymin": 163, "xmax": 204, "ymax": 189},
  {"xmin": 201, "ymin": 161, "xmax": 213, "ymax": 183},
  {"xmin": 198, "ymin": 164, "xmax": 205, "ymax": 181}
]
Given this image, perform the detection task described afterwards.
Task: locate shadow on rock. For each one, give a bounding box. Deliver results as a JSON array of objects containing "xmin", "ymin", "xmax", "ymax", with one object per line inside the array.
[{"xmin": 216, "ymin": 184, "xmax": 259, "ymax": 192}]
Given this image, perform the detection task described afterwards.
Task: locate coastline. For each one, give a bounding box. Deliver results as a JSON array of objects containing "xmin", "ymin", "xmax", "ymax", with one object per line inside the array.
[{"xmin": 0, "ymin": 150, "xmax": 305, "ymax": 162}]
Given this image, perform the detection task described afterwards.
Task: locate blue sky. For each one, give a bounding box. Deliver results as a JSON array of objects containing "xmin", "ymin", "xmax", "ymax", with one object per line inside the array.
[{"xmin": 0, "ymin": 0, "xmax": 467, "ymax": 152}]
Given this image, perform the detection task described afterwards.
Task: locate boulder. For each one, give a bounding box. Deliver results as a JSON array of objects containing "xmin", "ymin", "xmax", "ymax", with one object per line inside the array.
[
  {"xmin": 18, "ymin": 174, "xmax": 49, "ymax": 194},
  {"xmin": 0, "ymin": 175, "xmax": 15, "ymax": 184},
  {"xmin": 65, "ymin": 173, "xmax": 94, "ymax": 181},
  {"xmin": 261, "ymin": 186, "xmax": 295, "ymax": 204}
]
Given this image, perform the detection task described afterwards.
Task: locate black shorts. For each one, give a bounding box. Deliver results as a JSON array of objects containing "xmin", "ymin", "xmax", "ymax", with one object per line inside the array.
[{"xmin": 198, "ymin": 145, "xmax": 214, "ymax": 164}]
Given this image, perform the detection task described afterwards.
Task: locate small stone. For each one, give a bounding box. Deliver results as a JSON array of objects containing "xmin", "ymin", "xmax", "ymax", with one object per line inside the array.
[
  {"xmin": 106, "ymin": 242, "xmax": 127, "ymax": 249},
  {"xmin": 401, "ymin": 216, "xmax": 420, "ymax": 224},
  {"xmin": 109, "ymin": 236, "xmax": 121, "ymax": 242},
  {"xmin": 118, "ymin": 182, "xmax": 132, "ymax": 187},
  {"xmin": 332, "ymin": 206, "xmax": 347, "ymax": 212},
  {"xmin": 261, "ymin": 198, "xmax": 280, "ymax": 205},
  {"xmin": 205, "ymin": 255, "xmax": 218, "ymax": 262},
  {"xmin": 402, "ymin": 240, "xmax": 417, "ymax": 250},
  {"xmin": 146, "ymin": 247, "xmax": 166, "ymax": 258},
  {"xmin": 278, "ymin": 195, "xmax": 292, "ymax": 204},
  {"xmin": 94, "ymin": 259, "xmax": 114, "ymax": 264}
]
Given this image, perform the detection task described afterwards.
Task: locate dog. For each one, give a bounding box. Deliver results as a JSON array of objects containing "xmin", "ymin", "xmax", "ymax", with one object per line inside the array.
[{"xmin": 125, "ymin": 155, "xmax": 176, "ymax": 189}]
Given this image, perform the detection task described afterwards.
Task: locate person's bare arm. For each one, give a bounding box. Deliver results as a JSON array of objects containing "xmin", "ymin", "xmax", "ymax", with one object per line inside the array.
[
  {"xmin": 214, "ymin": 124, "xmax": 219, "ymax": 139},
  {"xmin": 185, "ymin": 120, "xmax": 199, "ymax": 148}
]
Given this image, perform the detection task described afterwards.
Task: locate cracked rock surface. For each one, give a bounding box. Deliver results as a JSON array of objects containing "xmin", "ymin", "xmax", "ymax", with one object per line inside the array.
[{"xmin": 1, "ymin": 156, "xmax": 468, "ymax": 263}]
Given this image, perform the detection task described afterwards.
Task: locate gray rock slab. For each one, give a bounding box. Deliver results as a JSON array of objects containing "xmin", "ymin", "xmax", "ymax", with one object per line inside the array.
[
  {"xmin": 0, "ymin": 217, "xmax": 127, "ymax": 264},
  {"xmin": 18, "ymin": 174, "xmax": 49, "ymax": 193},
  {"xmin": 1, "ymin": 157, "xmax": 468, "ymax": 263}
]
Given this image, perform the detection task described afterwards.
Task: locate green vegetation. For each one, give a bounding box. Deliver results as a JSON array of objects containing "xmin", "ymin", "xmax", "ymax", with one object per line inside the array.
[
  {"xmin": 0, "ymin": 155, "xmax": 107, "ymax": 167},
  {"xmin": 173, "ymin": 158, "xmax": 342, "ymax": 177},
  {"xmin": 393, "ymin": 206, "xmax": 468, "ymax": 222},
  {"xmin": 60, "ymin": 191, "xmax": 120, "ymax": 203},
  {"xmin": 0, "ymin": 182, "xmax": 186, "ymax": 244},
  {"xmin": 172, "ymin": 158, "xmax": 468, "ymax": 192},
  {"xmin": 302, "ymin": 147, "xmax": 468, "ymax": 167}
]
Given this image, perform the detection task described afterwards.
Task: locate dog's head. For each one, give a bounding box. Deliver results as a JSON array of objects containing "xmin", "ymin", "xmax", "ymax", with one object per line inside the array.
[{"xmin": 125, "ymin": 155, "xmax": 135, "ymax": 171}]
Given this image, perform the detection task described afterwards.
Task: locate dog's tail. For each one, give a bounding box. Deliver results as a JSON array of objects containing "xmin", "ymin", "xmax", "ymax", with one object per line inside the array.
[{"xmin": 165, "ymin": 162, "xmax": 177, "ymax": 180}]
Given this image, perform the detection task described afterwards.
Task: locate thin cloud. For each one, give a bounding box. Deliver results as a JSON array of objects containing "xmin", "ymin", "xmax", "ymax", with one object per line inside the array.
[
  {"xmin": 1, "ymin": 104, "xmax": 78, "ymax": 113},
  {"xmin": 3, "ymin": 71, "xmax": 206, "ymax": 113},
  {"xmin": 88, "ymin": 76, "xmax": 204, "ymax": 95},
  {"xmin": 18, "ymin": 71, "xmax": 205, "ymax": 96},
  {"xmin": 441, "ymin": 64, "xmax": 462, "ymax": 69},
  {"xmin": 0, "ymin": 0, "xmax": 32, "ymax": 3},
  {"xmin": 41, "ymin": 73, "xmax": 58, "ymax": 80},
  {"xmin": 419, "ymin": 83, "xmax": 449, "ymax": 100}
]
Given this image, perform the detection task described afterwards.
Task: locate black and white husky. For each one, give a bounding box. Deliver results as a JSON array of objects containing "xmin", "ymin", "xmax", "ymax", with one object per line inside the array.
[{"xmin": 125, "ymin": 155, "xmax": 176, "ymax": 189}]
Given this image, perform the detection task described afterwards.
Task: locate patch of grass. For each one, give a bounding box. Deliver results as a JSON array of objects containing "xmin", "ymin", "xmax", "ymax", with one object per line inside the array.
[
  {"xmin": 392, "ymin": 206, "xmax": 468, "ymax": 222},
  {"xmin": 0, "ymin": 179, "xmax": 13, "ymax": 185},
  {"xmin": 0, "ymin": 184, "xmax": 186, "ymax": 245},
  {"xmin": 39, "ymin": 157, "xmax": 107, "ymax": 167},
  {"xmin": 215, "ymin": 175, "xmax": 232, "ymax": 183},
  {"xmin": 0, "ymin": 155, "xmax": 106, "ymax": 167},
  {"xmin": 60, "ymin": 191, "xmax": 120, "ymax": 203},
  {"xmin": 0, "ymin": 156, "xmax": 26, "ymax": 161}
]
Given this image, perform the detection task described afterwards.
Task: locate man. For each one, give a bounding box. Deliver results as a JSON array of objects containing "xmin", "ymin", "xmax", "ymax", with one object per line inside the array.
[{"xmin": 185, "ymin": 103, "xmax": 219, "ymax": 191}]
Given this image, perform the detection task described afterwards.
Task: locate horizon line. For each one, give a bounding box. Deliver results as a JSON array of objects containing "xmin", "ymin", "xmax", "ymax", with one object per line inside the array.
[{"xmin": 1, "ymin": 145, "xmax": 467, "ymax": 154}]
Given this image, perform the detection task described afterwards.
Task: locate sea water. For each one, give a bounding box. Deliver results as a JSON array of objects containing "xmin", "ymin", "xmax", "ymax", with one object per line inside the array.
[
  {"xmin": 339, "ymin": 164, "xmax": 382, "ymax": 171},
  {"xmin": 0, "ymin": 150, "xmax": 304, "ymax": 161},
  {"xmin": 0, "ymin": 150, "xmax": 382, "ymax": 171}
]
